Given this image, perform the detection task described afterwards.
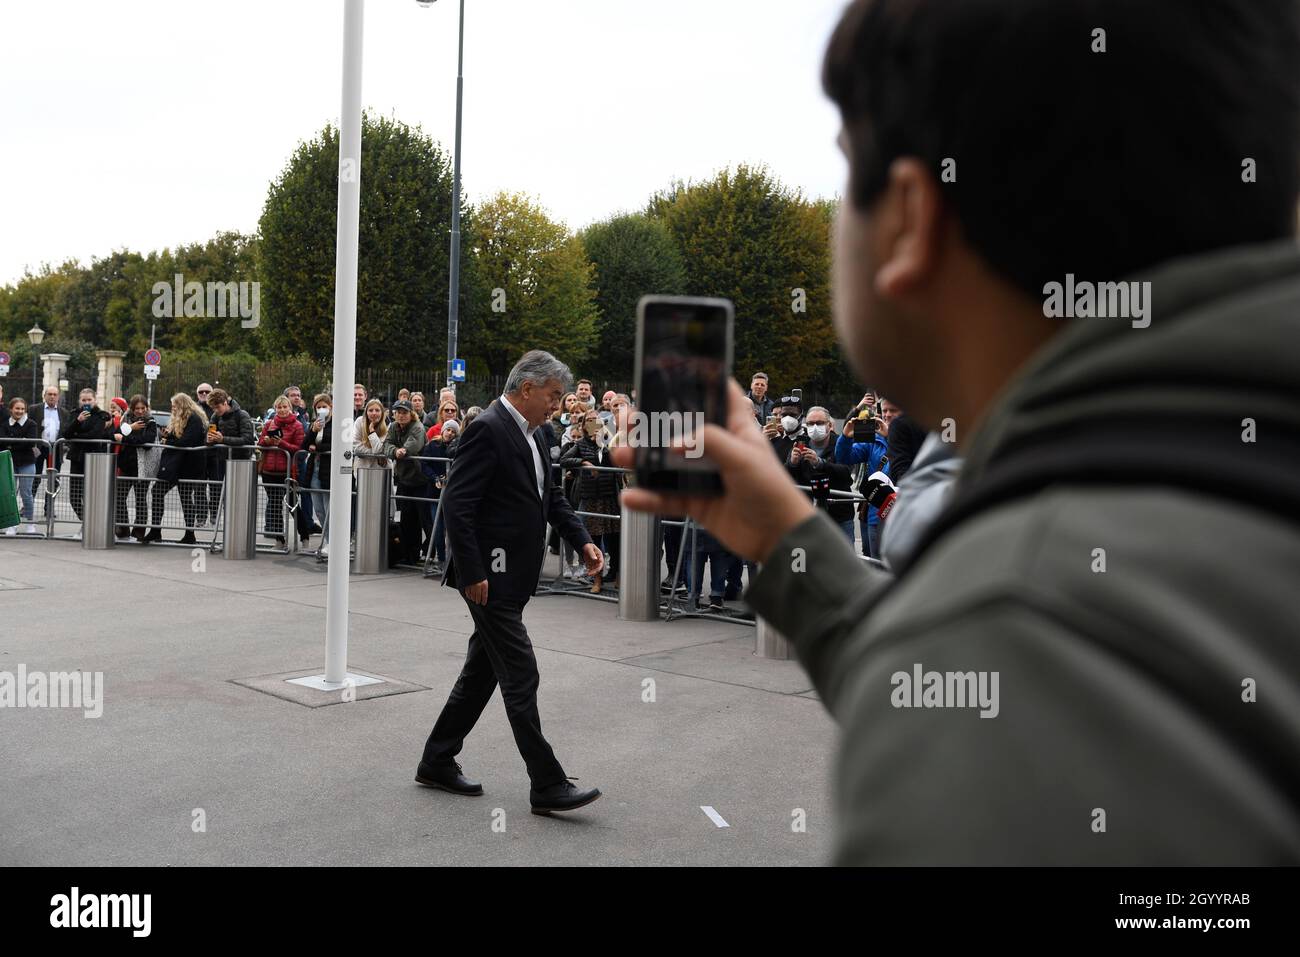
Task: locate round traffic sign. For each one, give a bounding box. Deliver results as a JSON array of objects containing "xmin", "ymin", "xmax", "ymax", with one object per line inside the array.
[
  {"xmin": 0, "ymin": 352, "xmax": 10, "ymax": 365},
  {"xmin": 144, "ymin": 349, "xmax": 162, "ymax": 366}
]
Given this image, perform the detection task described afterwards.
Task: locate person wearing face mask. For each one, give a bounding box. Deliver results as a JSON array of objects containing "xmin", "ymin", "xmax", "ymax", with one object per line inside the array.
[
  {"xmin": 787, "ymin": 405, "xmax": 857, "ymax": 543},
  {"xmin": 764, "ymin": 396, "xmax": 806, "ymax": 465},
  {"xmin": 300, "ymin": 394, "xmax": 333, "ymax": 547}
]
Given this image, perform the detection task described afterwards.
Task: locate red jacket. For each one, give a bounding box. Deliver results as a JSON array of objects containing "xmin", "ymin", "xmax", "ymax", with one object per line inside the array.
[{"xmin": 258, "ymin": 414, "xmax": 305, "ymax": 476}]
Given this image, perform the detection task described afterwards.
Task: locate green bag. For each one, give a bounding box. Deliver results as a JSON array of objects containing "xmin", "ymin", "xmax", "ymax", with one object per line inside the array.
[{"xmin": 0, "ymin": 450, "xmax": 19, "ymax": 530}]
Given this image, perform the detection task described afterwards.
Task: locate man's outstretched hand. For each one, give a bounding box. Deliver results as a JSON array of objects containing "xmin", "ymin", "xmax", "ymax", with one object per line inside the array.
[{"xmin": 611, "ymin": 379, "xmax": 816, "ymax": 562}]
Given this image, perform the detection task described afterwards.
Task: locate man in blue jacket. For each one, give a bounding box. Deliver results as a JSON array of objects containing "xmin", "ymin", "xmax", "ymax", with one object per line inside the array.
[{"xmin": 834, "ymin": 414, "xmax": 890, "ymax": 559}]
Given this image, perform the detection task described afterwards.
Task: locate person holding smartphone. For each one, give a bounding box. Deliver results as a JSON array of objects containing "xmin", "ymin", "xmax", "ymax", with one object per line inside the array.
[
  {"xmin": 58, "ymin": 388, "xmax": 115, "ymax": 527},
  {"xmin": 114, "ymin": 395, "xmax": 158, "ymax": 541},
  {"xmin": 559, "ymin": 409, "xmax": 621, "ymax": 593},
  {"xmin": 256, "ymin": 395, "xmax": 305, "ymax": 545},
  {"xmin": 144, "ymin": 393, "xmax": 208, "ymax": 544}
]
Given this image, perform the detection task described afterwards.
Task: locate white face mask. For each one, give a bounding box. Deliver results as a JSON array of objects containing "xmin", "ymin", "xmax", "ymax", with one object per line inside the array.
[
  {"xmin": 807, "ymin": 424, "xmax": 828, "ymax": 442},
  {"xmin": 781, "ymin": 416, "xmax": 800, "ymax": 434}
]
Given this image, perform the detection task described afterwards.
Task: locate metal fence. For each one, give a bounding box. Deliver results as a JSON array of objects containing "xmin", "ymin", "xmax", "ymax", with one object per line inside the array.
[{"xmin": 8, "ymin": 435, "xmax": 883, "ymax": 645}]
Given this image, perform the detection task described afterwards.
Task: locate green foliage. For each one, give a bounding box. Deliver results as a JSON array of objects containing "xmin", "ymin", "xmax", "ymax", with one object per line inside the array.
[
  {"xmin": 468, "ymin": 192, "xmax": 599, "ymax": 377},
  {"xmin": 258, "ymin": 113, "xmax": 471, "ymax": 368},
  {"xmin": 0, "ymin": 262, "xmax": 79, "ymax": 343},
  {"xmin": 3, "ymin": 336, "xmax": 98, "ymax": 375},
  {"xmin": 648, "ymin": 164, "xmax": 835, "ymax": 391},
  {"xmin": 579, "ymin": 213, "xmax": 686, "ymax": 380}
]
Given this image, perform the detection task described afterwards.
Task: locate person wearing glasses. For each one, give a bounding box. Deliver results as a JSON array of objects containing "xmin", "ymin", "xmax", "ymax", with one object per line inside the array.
[{"xmin": 194, "ymin": 383, "xmax": 222, "ymax": 527}]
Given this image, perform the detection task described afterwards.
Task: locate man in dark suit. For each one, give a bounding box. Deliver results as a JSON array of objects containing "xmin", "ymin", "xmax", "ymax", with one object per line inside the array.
[{"xmin": 418, "ymin": 350, "xmax": 606, "ymax": 814}]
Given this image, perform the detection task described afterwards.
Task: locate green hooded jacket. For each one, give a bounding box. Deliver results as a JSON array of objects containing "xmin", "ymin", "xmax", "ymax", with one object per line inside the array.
[{"xmin": 747, "ymin": 240, "xmax": 1300, "ymax": 864}]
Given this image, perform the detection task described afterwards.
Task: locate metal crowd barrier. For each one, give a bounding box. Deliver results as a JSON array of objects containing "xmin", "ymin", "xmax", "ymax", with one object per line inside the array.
[
  {"xmin": 15, "ymin": 433, "xmax": 866, "ymax": 651},
  {"xmin": 0, "ymin": 437, "xmax": 51, "ymax": 537},
  {"xmin": 37, "ymin": 439, "xmax": 287, "ymax": 554}
]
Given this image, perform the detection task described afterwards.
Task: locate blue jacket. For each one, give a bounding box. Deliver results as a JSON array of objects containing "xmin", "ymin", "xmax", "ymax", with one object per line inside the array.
[{"xmin": 833, "ymin": 431, "xmax": 890, "ymax": 526}]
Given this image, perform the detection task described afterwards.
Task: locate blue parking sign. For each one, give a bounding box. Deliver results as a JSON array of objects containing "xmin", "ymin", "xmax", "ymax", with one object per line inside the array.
[{"xmin": 451, "ymin": 358, "xmax": 466, "ymax": 382}]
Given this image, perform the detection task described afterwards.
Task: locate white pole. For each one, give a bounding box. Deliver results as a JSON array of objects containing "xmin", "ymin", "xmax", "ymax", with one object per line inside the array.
[{"xmin": 325, "ymin": 0, "xmax": 365, "ymax": 684}]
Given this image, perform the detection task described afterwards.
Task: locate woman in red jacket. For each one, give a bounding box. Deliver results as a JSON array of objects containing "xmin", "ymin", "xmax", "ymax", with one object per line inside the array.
[{"xmin": 257, "ymin": 395, "xmax": 305, "ymax": 545}]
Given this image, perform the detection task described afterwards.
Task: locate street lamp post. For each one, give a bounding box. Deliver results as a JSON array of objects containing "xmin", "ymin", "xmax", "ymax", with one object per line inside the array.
[
  {"xmin": 417, "ymin": 0, "xmax": 465, "ymax": 393},
  {"xmin": 27, "ymin": 325, "xmax": 45, "ymax": 404}
]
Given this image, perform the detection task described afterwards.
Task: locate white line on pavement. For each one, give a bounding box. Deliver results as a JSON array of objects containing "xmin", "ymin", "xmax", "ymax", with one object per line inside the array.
[{"xmin": 700, "ymin": 805, "xmax": 730, "ymax": 828}]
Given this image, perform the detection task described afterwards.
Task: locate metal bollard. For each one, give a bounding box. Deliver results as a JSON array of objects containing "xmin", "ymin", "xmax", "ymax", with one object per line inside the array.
[
  {"xmin": 81, "ymin": 452, "xmax": 116, "ymax": 550},
  {"xmin": 353, "ymin": 466, "xmax": 390, "ymax": 574},
  {"xmin": 753, "ymin": 564, "xmax": 793, "ymax": 658},
  {"xmin": 618, "ymin": 504, "xmax": 660, "ymax": 621},
  {"xmin": 755, "ymin": 615, "xmax": 794, "ymax": 659},
  {"xmin": 223, "ymin": 458, "xmax": 257, "ymax": 560}
]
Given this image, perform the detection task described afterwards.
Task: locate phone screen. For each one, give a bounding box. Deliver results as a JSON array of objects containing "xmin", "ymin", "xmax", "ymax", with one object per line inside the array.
[{"xmin": 634, "ymin": 295, "xmax": 733, "ymax": 495}]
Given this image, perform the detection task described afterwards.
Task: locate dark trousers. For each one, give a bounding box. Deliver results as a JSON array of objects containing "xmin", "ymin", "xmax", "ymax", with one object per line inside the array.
[
  {"xmin": 396, "ymin": 481, "xmax": 428, "ymax": 564},
  {"xmin": 196, "ymin": 453, "xmax": 222, "ymax": 521},
  {"xmin": 31, "ymin": 461, "xmax": 59, "ymax": 514},
  {"xmin": 115, "ymin": 473, "xmax": 150, "ymax": 528},
  {"xmin": 262, "ymin": 474, "xmax": 287, "ymax": 536},
  {"xmin": 68, "ymin": 459, "xmax": 86, "ymax": 520},
  {"xmin": 724, "ymin": 552, "xmax": 757, "ymax": 601},
  {"xmin": 293, "ymin": 451, "xmax": 314, "ymax": 538},
  {"xmin": 691, "ymin": 538, "xmax": 730, "ymax": 603},
  {"xmin": 422, "ymin": 595, "xmax": 566, "ymax": 788},
  {"xmin": 661, "ymin": 518, "xmax": 689, "ymax": 585},
  {"xmin": 151, "ymin": 479, "xmax": 199, "ymax": 528}
]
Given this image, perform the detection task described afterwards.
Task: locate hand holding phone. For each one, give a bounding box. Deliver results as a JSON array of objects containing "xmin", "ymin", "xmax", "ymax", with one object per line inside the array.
[{"xmin": 634, "ymin": 296, "xmax": 734, "ymax": 495}]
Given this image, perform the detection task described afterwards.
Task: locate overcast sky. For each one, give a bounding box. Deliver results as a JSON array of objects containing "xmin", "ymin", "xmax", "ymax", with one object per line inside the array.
[{"xmin": 0, "ymin": 0, "xmax": 850, "ymax": 287}]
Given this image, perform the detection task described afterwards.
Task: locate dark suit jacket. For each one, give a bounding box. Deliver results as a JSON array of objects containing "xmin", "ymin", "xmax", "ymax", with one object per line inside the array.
[{"xmin": 442, "ymin": 399, "xmax": 593, "ymax": 603}]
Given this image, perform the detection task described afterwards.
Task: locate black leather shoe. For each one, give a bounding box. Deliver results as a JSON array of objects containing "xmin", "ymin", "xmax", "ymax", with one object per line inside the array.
[
  {"xmin": 415, "ymin": 761, "xmax": 483, "ymax": 796},
  {"xmin": 530, "ymin": 778, "xmax": 601, "ymax": 815}
]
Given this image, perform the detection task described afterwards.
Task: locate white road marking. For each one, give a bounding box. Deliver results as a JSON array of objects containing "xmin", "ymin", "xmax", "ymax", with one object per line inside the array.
[{"xmin": 700, "ymin": 805, "xmax": 730, "ymax": 828}]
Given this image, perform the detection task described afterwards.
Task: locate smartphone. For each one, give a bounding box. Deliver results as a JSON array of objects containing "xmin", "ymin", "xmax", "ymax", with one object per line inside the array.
[{"xmin": 634, "ymin": 295, "xmax": 734, "ymax": 495}]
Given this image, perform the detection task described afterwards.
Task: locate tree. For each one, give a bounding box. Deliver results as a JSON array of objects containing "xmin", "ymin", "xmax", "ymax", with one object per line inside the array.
[
  {"xmin": 258, "ymin": 113, "xmax": 470, "ymax": 368},
  {"xmin": 0, "ymin": 262, "xmax": 79, "ymax": 342},
  {"xmin": 53, "ymin": 250, "xmax": 145, "ymax": 346},
  {"xmin": 467, "ymin": 192, "xmax": 598, "ymax": 377},
  {"xmin": 648, "ymin": 165, "xmax": 835, "ymax": 390},
  {"xmin": 579, "ymin": 213, "xmax": 685, "ymax": 380}
]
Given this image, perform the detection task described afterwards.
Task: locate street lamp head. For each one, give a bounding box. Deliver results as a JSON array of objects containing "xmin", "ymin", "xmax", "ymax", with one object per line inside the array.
[
  {"xmin": 27, "ymin": 324, "xmax": 45, "ymax": 346},
  {"xmin": 415, "ymin": 0, "xmax": 438, "ymax": 6}
]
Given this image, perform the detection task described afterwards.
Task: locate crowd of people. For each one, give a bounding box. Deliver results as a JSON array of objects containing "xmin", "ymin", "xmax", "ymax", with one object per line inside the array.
[{"xmin": 1, "ymin": 371, "xmax": 924, "ymax": 606}]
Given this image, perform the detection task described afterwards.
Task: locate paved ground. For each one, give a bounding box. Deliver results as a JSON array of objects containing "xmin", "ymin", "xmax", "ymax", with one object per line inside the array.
[{"xmin": 0, "ymin": 536, "xmax": 836, "ymax": 866}]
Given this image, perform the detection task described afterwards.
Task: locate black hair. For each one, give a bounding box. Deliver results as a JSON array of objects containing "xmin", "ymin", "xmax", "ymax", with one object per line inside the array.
[{"xmin": 823, "ymin": 0, "xmax": 1300, "ymax": 296}]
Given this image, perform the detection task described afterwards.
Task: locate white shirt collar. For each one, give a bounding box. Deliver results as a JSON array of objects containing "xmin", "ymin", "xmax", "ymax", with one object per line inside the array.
[
  {"xmin": 499, "ymin": 393, "xmax": 535, "ymax": 436},
  {"xmin": 9, "ymin": 415, "xmax": 27, "ymax": 426}
]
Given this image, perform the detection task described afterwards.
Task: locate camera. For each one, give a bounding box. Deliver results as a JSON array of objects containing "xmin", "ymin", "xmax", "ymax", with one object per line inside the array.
[{"xmin": 848, "ymin": 410, "xmax": 877, "ymax": 438}]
